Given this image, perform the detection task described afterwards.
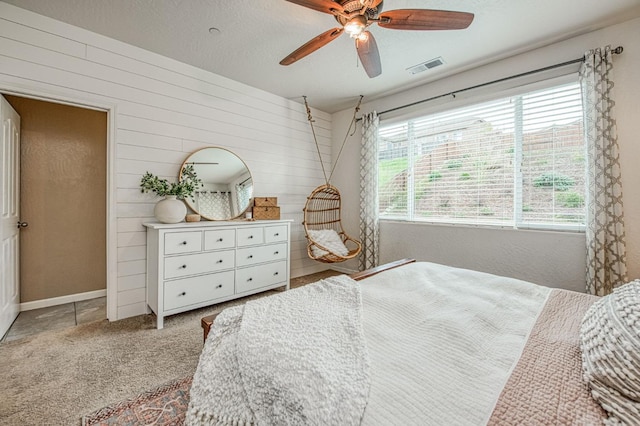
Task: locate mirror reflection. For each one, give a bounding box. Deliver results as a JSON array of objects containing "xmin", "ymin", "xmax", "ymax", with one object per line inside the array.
[{"xmin": 180, "ymin": 147, "xmax": 253, "ymax": 220}]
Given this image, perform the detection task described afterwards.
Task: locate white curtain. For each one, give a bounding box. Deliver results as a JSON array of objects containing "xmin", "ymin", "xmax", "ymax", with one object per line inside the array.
[
  {"xmin": 580, "ymin": 46, "xmax": 628, "ymax": 296},
  {"xmin": 359, "ymin": 112, "xmax": 380, "ymax": 271}
]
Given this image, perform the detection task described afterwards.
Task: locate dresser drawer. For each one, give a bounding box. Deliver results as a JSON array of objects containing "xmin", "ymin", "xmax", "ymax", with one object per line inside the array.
[
  {"xmin": 236, "ymin": 243, "xmax": 288, "ymax": 267},
  {"xmin": 164, "ymin": 231, "xmax": 202, "ymax": 255},
  {"xmin": 204, "ymin": 229, "xmax": 236, "ymax": 251},
  {"xmin": 164, "ymin": 249, "xmax": 235, "ymax": 279},
  {"xmin": 236, "ymin": 261, "xmax": 287, "ymax": 293},
  {"xmin": 163, "ymin": 270, "xmax": 235, "ymax": 311},
  {"xmin": 264, "ymin": 225, "xmax": 288, "ymax": 243},
  {"xmin": 237, "ymin": 227, "xmax": 264, "ymax": 247}
]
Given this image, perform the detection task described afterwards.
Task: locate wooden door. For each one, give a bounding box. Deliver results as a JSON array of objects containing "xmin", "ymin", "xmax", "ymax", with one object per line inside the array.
[{"xmin": 0, "ymin": 95, "xmax": 20, "ymax": 338}]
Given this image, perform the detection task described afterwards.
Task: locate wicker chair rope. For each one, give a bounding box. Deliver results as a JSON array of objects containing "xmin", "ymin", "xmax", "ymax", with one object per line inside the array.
[{"xmin": 303, "ymin": 184, "xmax": 362, "ymax": 263}]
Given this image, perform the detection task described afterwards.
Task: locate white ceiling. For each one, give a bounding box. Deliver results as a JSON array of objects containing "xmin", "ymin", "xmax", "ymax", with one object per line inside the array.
[{"xmin": 4, "ymin": 0, "xmax": 640, "ymax": 113}]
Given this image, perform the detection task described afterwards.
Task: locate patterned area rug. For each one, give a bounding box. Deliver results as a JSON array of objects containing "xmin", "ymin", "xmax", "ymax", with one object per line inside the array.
[{"xmin": 82, "ymin": 376, "xmax": 192, "ymax": 425}]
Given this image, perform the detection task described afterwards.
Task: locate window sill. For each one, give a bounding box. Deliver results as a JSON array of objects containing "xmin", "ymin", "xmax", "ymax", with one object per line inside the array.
[{"xmin": 379, "ymin": 218, "xmax": 585, "ymax": 234}]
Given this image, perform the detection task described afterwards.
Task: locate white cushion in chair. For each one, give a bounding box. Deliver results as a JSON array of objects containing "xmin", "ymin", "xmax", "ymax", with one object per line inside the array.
[{"xmin": 308, "ymin": 229, "xmax": 349, "ymax": 258}]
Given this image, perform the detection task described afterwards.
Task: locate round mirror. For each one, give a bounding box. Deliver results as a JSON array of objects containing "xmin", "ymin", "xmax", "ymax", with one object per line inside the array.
[{"xmin": 180, "ymin": 147, "xmax": 253, "ymax": 220}]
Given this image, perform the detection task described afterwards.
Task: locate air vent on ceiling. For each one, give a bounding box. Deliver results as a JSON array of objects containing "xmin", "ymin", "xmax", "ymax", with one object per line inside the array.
[{"xmin": 407, "ymin": 57, "xmax": 445, "ymax": 75}]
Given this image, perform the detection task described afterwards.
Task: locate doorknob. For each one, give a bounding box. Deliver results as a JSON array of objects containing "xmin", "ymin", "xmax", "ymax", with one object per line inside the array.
[{"xmin": 17, "ymin": 221, "xmax": 28, "ymax": 228}]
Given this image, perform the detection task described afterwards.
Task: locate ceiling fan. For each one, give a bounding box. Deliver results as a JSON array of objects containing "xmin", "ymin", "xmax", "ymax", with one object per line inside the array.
[{"xmin": 280, "ymin": 0, "xmax": 474, "ymax": 78}]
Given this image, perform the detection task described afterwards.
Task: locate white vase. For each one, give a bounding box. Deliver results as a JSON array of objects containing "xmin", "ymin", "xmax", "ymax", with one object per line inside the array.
[{"xmin": 154, "ymin": 195, "xmax": 187, "ymax": 223}]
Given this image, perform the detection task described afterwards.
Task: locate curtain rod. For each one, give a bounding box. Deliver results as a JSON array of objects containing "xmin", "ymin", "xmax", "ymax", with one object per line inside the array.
[{"xmin": 358, "ymin": 45, "xmax": 623, "ymax": 121}]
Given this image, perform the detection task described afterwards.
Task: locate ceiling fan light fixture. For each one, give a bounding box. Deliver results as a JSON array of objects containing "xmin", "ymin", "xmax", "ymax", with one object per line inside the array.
[
  {"xmin": 281, "ymin": 1, "xmax": 473, "ymax": 79},
  {"xmin": 344, "ymin": 15, "xmax": 367, "ymax": 38}
]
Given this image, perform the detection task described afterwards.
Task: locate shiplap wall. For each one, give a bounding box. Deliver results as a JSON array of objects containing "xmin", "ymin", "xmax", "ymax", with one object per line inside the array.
[{"xmin": 0, "ymin": 2, "xmax": 332, "ymax": 321}]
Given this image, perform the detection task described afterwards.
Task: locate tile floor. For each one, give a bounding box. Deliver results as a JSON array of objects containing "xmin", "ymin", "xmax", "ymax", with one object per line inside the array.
[
  {"xmin": 0, "ymin": 269, "xmax": 343, "ymax": 344},
  {"xmin": 0, "ymin": 297, "xmax": 106, "ymax": 343}
]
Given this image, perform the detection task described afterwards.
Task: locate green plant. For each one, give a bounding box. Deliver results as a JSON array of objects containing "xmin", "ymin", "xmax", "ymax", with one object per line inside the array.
[
  {"xmin": 428, "ymin": 171, "xmax": 442, "ymax": 182},
  {"xmin": 140, "ymin": 164, "xmax": 203, "ymax": 200},
  {"xmin": 479, "ymin": 207, "xmax": 494, "ymax": 216},
  {"xmin": 557, "ymin": 192, "xmax": 585, "ymax": 208},
  {"xmin": 445, "ymin": 159, "xmax": 463, "ymax": 169},
  {"xmin": 459, "ymin": 172, "xmax": 472, "ymax": 181},
  {"xmin": 533, "ymin": 173, "xmax": 574, "ymax": 191}
]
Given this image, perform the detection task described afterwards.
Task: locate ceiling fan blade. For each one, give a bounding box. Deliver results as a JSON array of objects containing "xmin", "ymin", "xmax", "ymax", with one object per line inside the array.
[
  {"xmin": 356, "ymin": 31, "xmax": 382, "ymax": 78},
  {"xmin": 284, "ymin": 0, "xmax": 345, "ymax": 15},
  {"xmin": 280, "ymin": 27, "xmax": 344, "ymax": 66},
  {"xmin": 378, "ymin": 9, "xmax": 474, "ymax": 31}
]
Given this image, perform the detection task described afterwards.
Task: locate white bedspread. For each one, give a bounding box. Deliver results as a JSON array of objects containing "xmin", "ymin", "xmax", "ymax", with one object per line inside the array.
[
  {"xmin": 187, "ymin": 275, "xmax": 371, "ymax": 425},
  {"xmin": 360, "ymin": 262, "xmax": 550, "ymax": 425},
  {"xmin": 189, "ymin": 261, "xmax": 552, "ymax": 425}
]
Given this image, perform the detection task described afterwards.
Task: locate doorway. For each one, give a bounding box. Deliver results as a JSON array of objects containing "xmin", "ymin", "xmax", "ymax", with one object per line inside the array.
[{"xmin": 2, "ymin": 94, "xmax": 107, "ymax": 331}]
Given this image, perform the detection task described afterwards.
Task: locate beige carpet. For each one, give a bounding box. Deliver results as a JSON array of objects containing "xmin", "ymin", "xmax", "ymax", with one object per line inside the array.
[{"xmin": 0, "ymin": 270, "xmax": 341, "ymax": 425}]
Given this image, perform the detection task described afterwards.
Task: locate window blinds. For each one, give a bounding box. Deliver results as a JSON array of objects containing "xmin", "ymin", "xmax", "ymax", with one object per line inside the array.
[{"xmin": 378, "ymin": 81, "xmax": 585, "ymax": 230}]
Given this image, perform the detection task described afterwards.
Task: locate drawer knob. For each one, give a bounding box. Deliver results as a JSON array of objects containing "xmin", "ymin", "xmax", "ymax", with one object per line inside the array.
[
  {"xmin": 247, "ymin": 278, "xmax": 253, "ymax": 282},
  {"xmin": 180, "ymin": 264, "xmax": 187, "ymax": 269},
  {"xmin": 217, "ymin": 238, "xmax": 223, "ymax": 242},
  {"xmin": 216, "ymin": 259, "xmax": 223, "ymax": 264},
  {"xmin": 180, "ymin": 241, "xmax": 187, "ymax": 245},
  {"xmin": 274, "ymin": 272, "xmax": 279, "ymax": 276},
  {"xmin": 274, "ymin": 251, "xmax": 279, "ymax": 255},
  {"xmin": 179, "ymin": 291, "xmax": 186, "ymax": 296},
  {"xmin": 248, "ymin": 235, "xmax": 254, "ymax": 239},
  {"xmin": 248, "ymin": 255, "xmax": 253, "ymax": 259},
  {"xmin": 274, "ymin": 233, "xmax": 279, "ymax": 237},
  {"xmin": 216, "ymin": 284, "xmax": 223, "ymax": 289}
]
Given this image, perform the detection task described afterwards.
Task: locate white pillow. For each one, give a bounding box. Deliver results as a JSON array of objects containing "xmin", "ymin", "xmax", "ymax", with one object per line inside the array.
[
  {"xmin": 580, "ymin": 280, "xmax": 640, "ymax": 425},
  {"xmin": 308, "ymin": 229, "xmax": 349, "ymax": 258}
]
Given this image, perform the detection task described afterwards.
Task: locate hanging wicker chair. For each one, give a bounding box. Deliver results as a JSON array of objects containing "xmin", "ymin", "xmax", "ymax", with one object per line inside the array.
[
  {"xmin": 303, "ymin": 184, "xmax": 362, "ymax": 263},
  {"xmin": 301, "ymin": 96, "xmax": 363, "ymax": 263}
]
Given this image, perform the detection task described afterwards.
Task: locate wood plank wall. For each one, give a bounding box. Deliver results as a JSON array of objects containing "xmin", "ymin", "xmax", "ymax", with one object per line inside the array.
[{"xmin": 0, "ymin": 2, "xmax": 332, "ymax": 320}]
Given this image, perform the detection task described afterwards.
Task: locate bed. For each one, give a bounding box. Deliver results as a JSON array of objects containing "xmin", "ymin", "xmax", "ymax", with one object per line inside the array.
[{"xmin": 188, "ymin": 259, "xmax": 639, "ymax": 425}]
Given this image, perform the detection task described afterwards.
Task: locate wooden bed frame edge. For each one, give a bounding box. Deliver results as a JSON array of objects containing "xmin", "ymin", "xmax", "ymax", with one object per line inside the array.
[
  {"xmin": 348, "ymin": 258, "xmax": 416, "ymax": 281},
  {"xmin": 200, "ymin": 258, "xmax": 416, "ymax": 342}
]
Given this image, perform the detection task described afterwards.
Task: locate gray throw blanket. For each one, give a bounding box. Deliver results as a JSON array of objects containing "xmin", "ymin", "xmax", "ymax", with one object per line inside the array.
[{"xmin": 187, "ymin": 275, "xmax": 371, "ymax": 426}]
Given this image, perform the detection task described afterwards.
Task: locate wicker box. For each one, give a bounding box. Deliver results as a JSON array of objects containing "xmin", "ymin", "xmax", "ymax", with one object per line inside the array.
[
  {"xmin": 254, "ymin": 197, "xmax": 278, "ymax": 207},
  {"xmin": 253, "ymin": 206, "xmax": 280, "ymax": 220}
]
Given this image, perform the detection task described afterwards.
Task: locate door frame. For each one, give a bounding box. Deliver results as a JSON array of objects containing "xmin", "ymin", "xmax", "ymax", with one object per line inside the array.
[{"xmin": 0, "ymin": 81, "xmax": 117, "ymax": 322}]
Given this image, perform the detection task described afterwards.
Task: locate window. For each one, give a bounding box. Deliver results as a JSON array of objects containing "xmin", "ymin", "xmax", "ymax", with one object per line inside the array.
[{"xmin": 378, "ymin": 81, "xmax": 585, "ymax": 230}]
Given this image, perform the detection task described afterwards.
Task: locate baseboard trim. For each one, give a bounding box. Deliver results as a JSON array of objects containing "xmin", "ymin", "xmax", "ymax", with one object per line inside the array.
[{"xmin": 20, "ymin": 289, "xmax": 107, "ymax": 312}]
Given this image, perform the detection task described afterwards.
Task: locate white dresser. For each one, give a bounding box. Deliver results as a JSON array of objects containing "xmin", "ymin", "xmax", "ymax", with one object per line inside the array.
[{"xmin": 144, "ymin": 220, "xmax": 292, "ymax": 329}]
